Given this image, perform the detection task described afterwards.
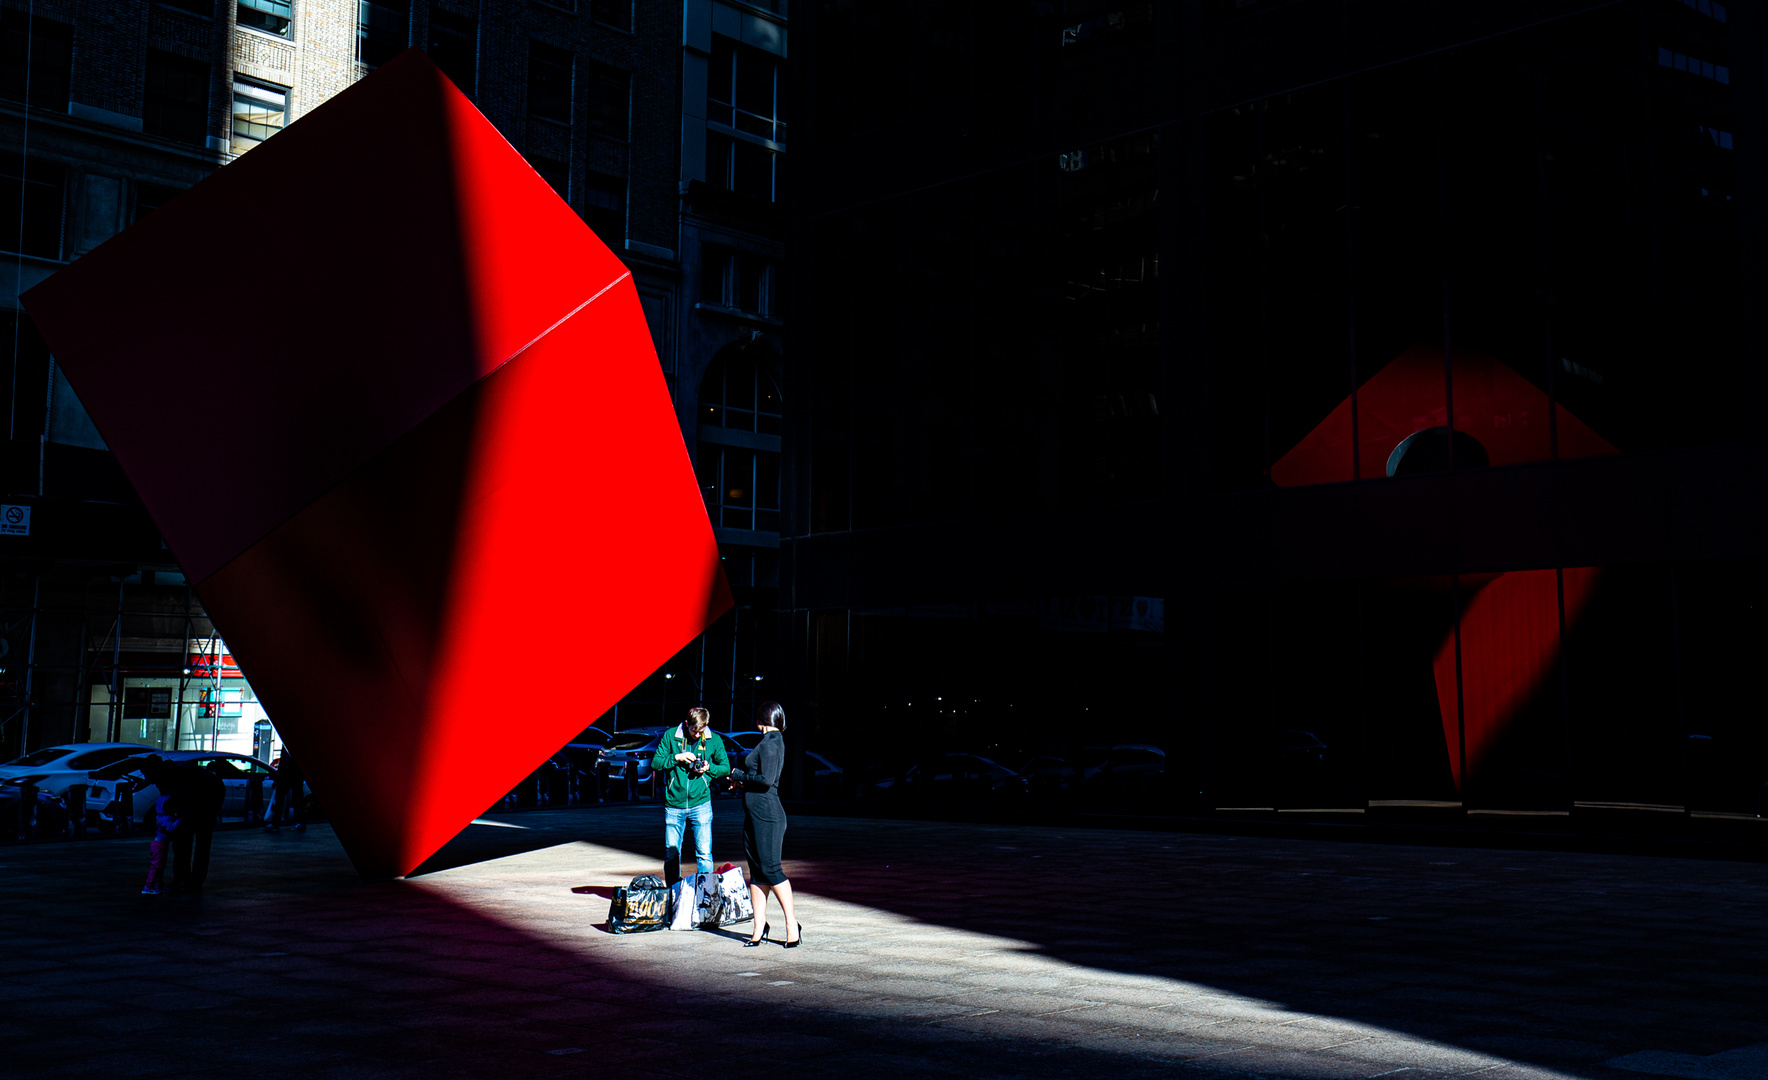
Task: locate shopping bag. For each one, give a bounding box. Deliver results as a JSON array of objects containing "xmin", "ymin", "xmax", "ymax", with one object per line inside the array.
[
  {"xmin": 668, "ymin": 877, "xmax": 698, "ymax": 930},
  {"xmin": 696, "ymin": 871, "xmax": 725, "ymax": 926},
  {"xmin": 669, "ymin": 873, "xmax": 726, "ymax": 929},
  {"xmin": 609, "ymin": 874, "xmax": 670, "ymax": 934},
  {"xmin": 714, "ymin": 866, "xmax": 753, "ymax": 926}
]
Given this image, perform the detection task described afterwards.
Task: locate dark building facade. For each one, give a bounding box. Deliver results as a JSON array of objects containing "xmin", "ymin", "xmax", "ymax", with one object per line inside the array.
[
  {"xmin": 784, "ymin": 0, "xmax": 1768, "ymax": 820},
  {"xmin": 610, "ymin": 0, "xmax": 788, "ymax": 732},
  {"xmin": 0, "ymin": 0, "xmax": 688, "ymax": 763}
]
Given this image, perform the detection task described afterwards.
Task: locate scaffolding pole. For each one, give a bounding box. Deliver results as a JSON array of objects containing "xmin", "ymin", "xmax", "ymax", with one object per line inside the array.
[
  {"xmin": 105, "ymin": 579, "xmax": 123, "ymax": 743},
  {"xmin": 19, "ymin": 574, "xmax": 39, "ymax": 752},
  {"xmin": 171, "ymin": 598, "xmax": 191, "ymax": 752},
  {"xmin": 71, "ymin": 579, "xmax": 88, "ymax": 743}
]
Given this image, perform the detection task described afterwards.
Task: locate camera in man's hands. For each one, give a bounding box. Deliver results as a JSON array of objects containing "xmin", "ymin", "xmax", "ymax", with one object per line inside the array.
[{"xmin": 684, "ymin": 755, "xmax": 710, "ymax": 777}]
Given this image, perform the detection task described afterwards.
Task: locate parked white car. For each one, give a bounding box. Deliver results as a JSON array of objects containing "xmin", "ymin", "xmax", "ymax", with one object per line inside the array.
[
  {"xmin": 0, "ymin": 743, "xmax": 156, "ymax": 825},
  {"xmin": 88, "ymin": 750, "xmax": 285, "ymax": 825}
]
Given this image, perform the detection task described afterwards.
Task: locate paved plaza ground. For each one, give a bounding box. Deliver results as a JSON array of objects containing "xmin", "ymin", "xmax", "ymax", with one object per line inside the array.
[{"xmin": 2, "ymin": 804, "xmax": 1765, "ymax": 1080}]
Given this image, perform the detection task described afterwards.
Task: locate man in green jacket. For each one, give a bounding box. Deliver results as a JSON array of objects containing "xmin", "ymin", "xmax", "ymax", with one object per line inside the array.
[{"xmin": 650, "ymin": 706, "xmax": 730, "ymax": 885}]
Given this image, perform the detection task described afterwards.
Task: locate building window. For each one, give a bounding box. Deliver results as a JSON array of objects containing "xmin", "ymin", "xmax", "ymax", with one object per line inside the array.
[
  {"xmin": 1674, "ymin": 0, "xmax": 1727, "ymax": 23},
  {"xmin": 698, "ymin": 345, "xmax": 786, "ymax": 534},
  {"xmin": 585, "ymin": 61, "xmax": 628, "ymax": 139},
  {"xmin": 144, "ymin": 51, "xmax": 211, "ymax": 147},
  {"xmin": 135, "ymin": 183, "xmax": 181, "ymax": 223},
  {"xmin": 0, "ymin": 154, "xmax": 65, "ymax": 260},
  {"xmin": 698, "ymin": 444, "xmax": 781, "ymax": 533},
  {"xmin": 530, "ymin": 154, "xmax": 569, "ymax": 200},
  {"xmin": 582, "ymin": 169, "xmax": 624, "ymax": 245},
  {"xmin": 1657, "ymin": 47, "xmax": 1730, "ymax": 85},
  {"xmin": 158, "ymin": 0, "xmax": 216, "ymax": 14},
  {"xmin": 527, "ymin": 40, "xmax": 573, "ymax": 125},
  {"xmin": 231, "ymin": 78, "xmax": 287, "ymax": 154},
  {"xmin": 0, "ymin": 10, "xmax": 73, "ymax": 112},
  {"xmin": 700, "ymin": 349, "xmax": 781, "ymax": 436},
  {"xmin": 238, "ymin": 0, "xmax": 293, "ymax": 37},
  {"xmin": 708, "ymin": 134, "xmax": 777, "ymax": 202},
  {"xmin": 701, "ymin": 246, "xmax": 774, "ymax": 316},
  {"xmin": 427, "ymin": 6, "xmax": 476, "ymax": 96},
  {"xmin": 705, "ymin": 39, "xmax": 781, "ymax": 202},
  {"xmin": 709, "ymin": 36, "xmax": 784, "ymax": 145},
  {"xmin": 358, "ymin": 0, "xmax": 409, "ymax": 67},
  {"xmin": 589, "ymin": 0, "xmax": 629, "ymax": 31}
]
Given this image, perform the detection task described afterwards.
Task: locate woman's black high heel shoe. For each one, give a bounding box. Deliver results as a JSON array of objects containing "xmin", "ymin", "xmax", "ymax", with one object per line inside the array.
[
  {"xmin": 784, "ymin": 923, "xmax": 802, "ymax": 948},
  {"xmin": 745, "ymin": 922, "xmax": 769, "ymax": 947}
]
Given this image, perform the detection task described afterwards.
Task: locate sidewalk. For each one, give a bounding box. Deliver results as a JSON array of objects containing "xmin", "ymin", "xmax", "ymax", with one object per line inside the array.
[{"xmin": 3, "ymin": 803, "xmax": 1764, "ymax": 1080}]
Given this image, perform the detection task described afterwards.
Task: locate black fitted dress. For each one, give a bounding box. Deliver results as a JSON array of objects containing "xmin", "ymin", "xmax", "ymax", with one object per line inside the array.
[{"xmin": 741, "ymin": 730, "xmax": 788, "ymax": 885}]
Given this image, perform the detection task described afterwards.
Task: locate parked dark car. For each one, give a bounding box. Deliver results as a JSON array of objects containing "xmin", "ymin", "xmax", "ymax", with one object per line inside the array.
[
  {"xmin": 540, "ymin": 726, "xmax": 615, "ymax": 805},
  {"xmin": 1080, "ymin": 745, "xmax": 1167, "ymax": 807},
  {"xmin": 805, "ymin": 751, "xmax": 846, "ymax": 799},
  {"xmin": 595, "ymin": 727, "xmax": 672, "ymax": 799},
  {"xmin": 1020, "ymin": 755, "xmax": 1078, "ymax": 799},
  {"xmin": 877, "ymin": 753, "xmax": 1028, "ymax": 802},
  {"xmin": 715, "ymin": 731, "xmax": 752, "ymax": 770}
]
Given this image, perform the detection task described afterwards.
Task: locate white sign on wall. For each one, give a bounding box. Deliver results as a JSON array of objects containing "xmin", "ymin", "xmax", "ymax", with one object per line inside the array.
[{"xmin": 0, "ymin": 505, "xmax": 30, "ymax": 536}]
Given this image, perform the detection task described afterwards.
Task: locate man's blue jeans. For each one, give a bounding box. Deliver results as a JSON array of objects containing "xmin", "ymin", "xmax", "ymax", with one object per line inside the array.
[{"xmin": 663, "ymin": 800, "xmax": 714, "ymax": 884}]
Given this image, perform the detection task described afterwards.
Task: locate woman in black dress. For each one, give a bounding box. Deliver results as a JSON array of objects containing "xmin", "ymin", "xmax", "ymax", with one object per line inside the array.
[{"xmin": 741, "ymin": 701, "xmax": 799, "ymax": 947}]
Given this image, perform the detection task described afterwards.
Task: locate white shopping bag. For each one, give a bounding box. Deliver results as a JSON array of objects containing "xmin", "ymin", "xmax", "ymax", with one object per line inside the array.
[
  {"xmin": 669, "ymin": 873, "xmax": 724, "ymax": 930},
  {"xmin": 668, "ymin": 876, "xmax": 700, "ymax": 931},
  {"xmin": 714, "ymin": 867, "xmax": 753, "ymax": 926}
]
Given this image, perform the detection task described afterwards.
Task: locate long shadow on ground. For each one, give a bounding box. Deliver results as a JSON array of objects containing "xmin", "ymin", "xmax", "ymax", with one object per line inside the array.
[{"xmin": 410, "ymin": 803, "xmax": 1768, "ymax": 1080}]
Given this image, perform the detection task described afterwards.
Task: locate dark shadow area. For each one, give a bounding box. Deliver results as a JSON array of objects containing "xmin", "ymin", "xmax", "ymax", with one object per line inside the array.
[{"xmin": 403, "ymin": 805, "xmax": 1768, "ymax": 1080}]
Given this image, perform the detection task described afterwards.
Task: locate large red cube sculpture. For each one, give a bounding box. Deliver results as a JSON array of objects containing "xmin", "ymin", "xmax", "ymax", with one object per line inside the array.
[{"xmin": 23, "ymin": 51, "xmax": 732, "ymax": 878}]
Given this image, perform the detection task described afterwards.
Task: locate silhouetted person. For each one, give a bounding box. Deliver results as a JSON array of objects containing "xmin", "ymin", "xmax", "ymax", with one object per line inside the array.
[
  {"xmin": 137, "ymin": 757, "xmax": 225, "ymax": 891},
  {"xmin": 264, "ymin": 747, "xmax": 305, "ymax": 832},
  {"xmin": 141, "ymin": 794, "xmax": 183, "ymax": 895},
  {"xmin": 740, "ymin": 701, "xmax": 799, "ymax": 948}
]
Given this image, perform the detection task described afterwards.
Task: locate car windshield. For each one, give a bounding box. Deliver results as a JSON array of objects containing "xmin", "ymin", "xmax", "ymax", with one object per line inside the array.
[
  {"xmin": 608, "ymin": 734, "xmax": 656, "ymax": 751},
  {"xmin": 572, "ymin": 727, "xmax": 609, "ymax": 744},
  {"xmin": 1077, "ymin": 747, "xmax": 1110, "ymax": 770},
  {"xmin": 6, "ymin": 748, "xmax": 76, "ymax": 767},
  {"xmin": 67, "ymin": 747, "xmax": 153, "ymax": 770}
]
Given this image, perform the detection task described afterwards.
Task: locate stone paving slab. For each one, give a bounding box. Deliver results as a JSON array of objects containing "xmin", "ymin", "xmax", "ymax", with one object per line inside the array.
[{"xmin": 3, "ymin": 804, "xmax": 1766, "ymax": 1079}]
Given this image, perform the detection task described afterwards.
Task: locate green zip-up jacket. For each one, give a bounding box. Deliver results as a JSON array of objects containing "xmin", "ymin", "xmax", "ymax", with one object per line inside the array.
[{"xmin": 650, "ymin": 725, "xmax": 731, "ymax": 808}]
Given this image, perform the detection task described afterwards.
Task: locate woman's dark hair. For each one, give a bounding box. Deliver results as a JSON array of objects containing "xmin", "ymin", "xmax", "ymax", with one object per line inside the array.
[{"xmin": 756, "ymin": 701, "xmax": 786, "ymax": 730}]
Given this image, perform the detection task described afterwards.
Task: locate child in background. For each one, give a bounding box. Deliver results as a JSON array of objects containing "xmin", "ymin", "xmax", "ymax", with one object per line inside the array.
[{"xmin": 141, "ymin": 794, "xmax": 183, "ymax": 895}]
